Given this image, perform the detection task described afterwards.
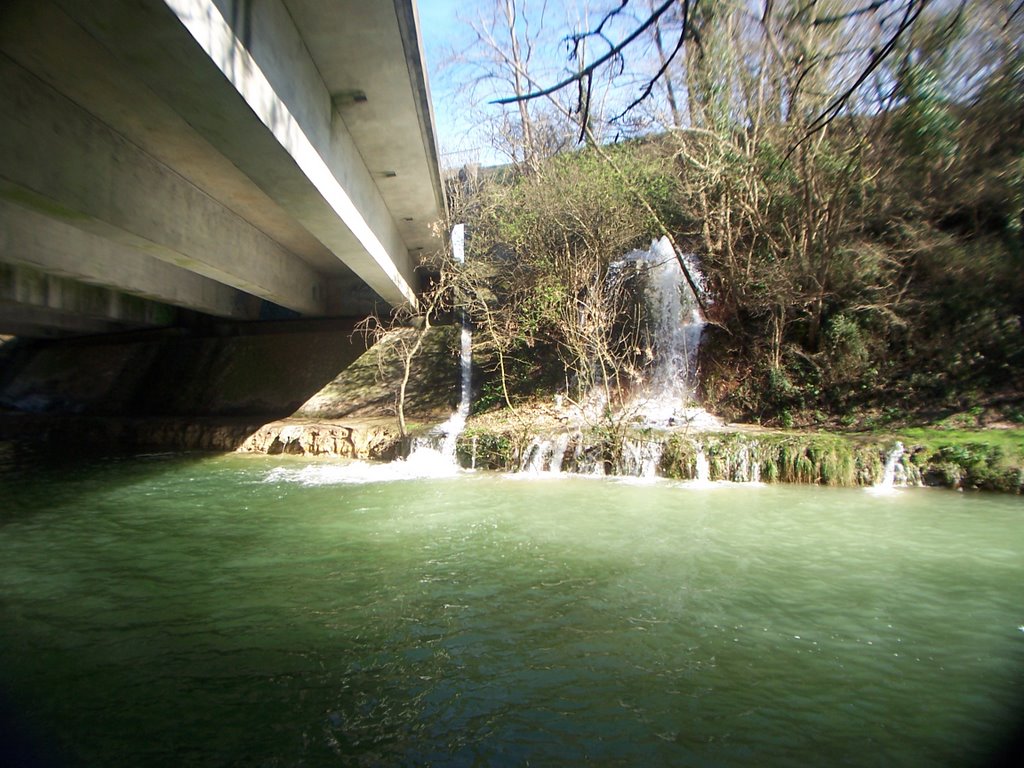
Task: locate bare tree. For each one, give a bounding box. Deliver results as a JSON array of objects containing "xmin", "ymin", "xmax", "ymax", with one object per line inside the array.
[
  {"xmin": 447, "ymin": 0, "xmax": 630, "ymax": 168},
  {"xmin": 491, "ymin": 1, "xmax": 963, "ymax": 147},
  {"xmin": 454, "ymin": 0, "xmax": 560, "ymax": 169},
  {"xmin": 355, "ymin": 256, "xmax": 459, "ymax": 438}
]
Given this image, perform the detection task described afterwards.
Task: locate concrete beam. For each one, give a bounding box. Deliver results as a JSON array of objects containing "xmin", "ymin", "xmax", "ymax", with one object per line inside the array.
[
  {"xmin": 51, "ymin": 0, "xmax": 421, "ymax": 308},
  {"xmin": 0, "ymin": 302, "xmax": 126, "ymax": 338},
  {"xmin": 296, "ymin": 0, "xmax": 447, "ymax": 251},
  {"xmin": 0, "ymin": 263, "xmax": 176, "ymax": 337},
  {"xmin": 0, "ymin": 200, "xmax": 259, "ymax": 320},
  {"xmin": 172, "ymin": 0, "xmax": 420, "ymax": 306},
  {"xmin": 0, "ymin": 55, "xmax": 326, "ymax": 316},
  {"xmin": 0, "ymin": 0, "xmax": 344, "ymax": 278}
]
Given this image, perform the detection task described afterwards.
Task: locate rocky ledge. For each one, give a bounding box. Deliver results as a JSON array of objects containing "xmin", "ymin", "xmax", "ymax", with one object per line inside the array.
[{"xmin": 236, "ymin": 419, "xmax": 402, "ymax": 461}]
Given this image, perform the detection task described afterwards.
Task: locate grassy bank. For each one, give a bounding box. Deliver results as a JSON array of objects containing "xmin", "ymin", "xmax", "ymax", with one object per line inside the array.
[
  {"xmin": 891, "ymin": 427, "xmax": 1024, "ymax": 493},
  {"xmin": 454, "ymin": 419, "xmax": 1024, "ymax": 493}
]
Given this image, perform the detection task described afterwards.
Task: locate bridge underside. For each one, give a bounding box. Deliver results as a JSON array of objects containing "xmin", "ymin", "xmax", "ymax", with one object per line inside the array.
[{"xmin": 0, "ymin": 0, "xmax": 445, "ymax": 338}]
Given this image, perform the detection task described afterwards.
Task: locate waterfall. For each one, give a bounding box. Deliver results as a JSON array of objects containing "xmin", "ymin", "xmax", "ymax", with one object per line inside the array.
[
  {"xmin": 504, "ymin": 238, "xmax": 721, "ymax": 480},
  {"xmin": 449, "ymin": 223, "xmax": 472, "ymax": 454},
  {"xmin": 572, "ymin": 436, "xmax": 604, "ymax": 476},
  {"xmin": 405, "ymin": 224, "xmax": 471, "ymax": 469},
  {"xmin": 548, "ymin": 433, "xmax": 571, "ymax": 473},
  {"xmin": 520, "ymin": 437, "xmax": 551, "ymax": 473},
  {"xmin": 519, "ymin": 432, "xmax": 572, "ymax": 475},
  {"xmin": 874, "ymin": 442, "xmax": 906, "ymax": 491},
  {"xmin": 620, "ymin": 237, "xmax": 720, "ymax": 429},
  {"xmin": 619, "ymin": 439, "xmax": 664, "ymax": 478},
  {"xmin": 748, "ymin": 443, "xmax": 762, "ymax": 484},
  {"xmin": 437, "ymin": 323, "xmax": 472, "ymax": 459},
  {"xmin": 694, "ymin": 445, "xmax": 711, "ymax": 483},
  {"xmin": 736, "ymin": 442, "xmax": 749, "ymax": 483}
]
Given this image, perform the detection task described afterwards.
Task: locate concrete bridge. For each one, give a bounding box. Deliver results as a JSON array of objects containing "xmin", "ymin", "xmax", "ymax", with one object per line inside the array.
[{"xmin": 0, "ymin": 0, "xmax": 445, "ymax": 338}]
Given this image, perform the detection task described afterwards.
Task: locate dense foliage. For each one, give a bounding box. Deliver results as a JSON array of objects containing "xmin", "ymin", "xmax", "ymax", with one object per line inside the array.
[
  {"xmin": 449, "ymin": 147, "xmax": 683, "ymax": 413},
  {"xmin": 440, "ymin": 1, "xmax": 1023, "ymax": 428}
]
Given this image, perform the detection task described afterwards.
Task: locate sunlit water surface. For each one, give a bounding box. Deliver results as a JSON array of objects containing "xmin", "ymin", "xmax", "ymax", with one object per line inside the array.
[{"xmin": 1, "ymin": 451, "xmax": 1022, "ymax": 767}]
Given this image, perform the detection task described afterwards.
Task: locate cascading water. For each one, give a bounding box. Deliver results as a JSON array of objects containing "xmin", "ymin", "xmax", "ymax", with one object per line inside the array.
[
  {"xmin": 404, "ymin": 224, "xmax": 472, "ymax": 470},
  {"xmin": 519, "ymin": 433, "xmax": 573, "ymax": 475},
  {"xmin": 490, "ymin": 429, "xmax": 929, "ymax": 488},
  {"xmin": 507, "ymin": 237, "xmax": 720, "ymax": 480},
  {"xmin": 619, "ymin": 439, "xmax": 664, "ymax": 479},
  {"xmin": 620, "ymin": 237, "xmax": 720, "ymax": 429},
  {"xmin": 870, "ymin": 441, "xmax": 906, "ymax": 493},
  {"xmin": 694, "ymin": 444, "xmax": 711, "ymax": 483},
  {"xmin": 520, "ymin": 437, "xmax": 551, "ymax": 474},
  {"xmin": 435, "ymin": 323, "xmax": 472, "ymax": 459},
  {"xmin": 548, "ymin": 432, "xmax": 571, "ymax": 474},
  {"xmin": 737, "ymin": 442, "xmax": 761, "ymax": 484}
]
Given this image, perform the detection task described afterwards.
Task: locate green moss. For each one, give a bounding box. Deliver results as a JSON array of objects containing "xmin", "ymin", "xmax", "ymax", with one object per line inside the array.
[
  {"xmin": 458, "ymin": 428, "xmax": 517, "ymax": 470},
  {"xmin": 895, "ymin": 427, "xmax": 1024, "ymax": 456},
  {"xmin": 448, "ymin": 419, "xmax": 1022, "ymax": 493},
  {"xmin": 659, "ymin": 435, "xmax": 695, "ymax": 480},
  {"xmin": 891, "ymin": 428, "xmax": 1024, "ymax": 492}
]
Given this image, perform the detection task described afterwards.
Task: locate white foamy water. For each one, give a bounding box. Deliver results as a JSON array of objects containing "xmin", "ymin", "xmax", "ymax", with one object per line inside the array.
[
  {"xmin": 617, "ymin": 237, "xmax": 721, "ymax": 429},
  {"xmin": 402, "ymin": 224, "xmax": 473, "ymax": 470},
  {"xmin": 264, "ymin": 451, "xmax": 463, "ymax": 485},
  {"xmin": 866, "ymin": 441, "xmax": 907, "ymax": 495}
]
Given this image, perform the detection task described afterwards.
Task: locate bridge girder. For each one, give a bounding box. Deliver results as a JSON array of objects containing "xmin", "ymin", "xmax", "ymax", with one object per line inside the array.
[{"xmin": 0, "ymin": 0, "xmax": 445, "ymax": 336}]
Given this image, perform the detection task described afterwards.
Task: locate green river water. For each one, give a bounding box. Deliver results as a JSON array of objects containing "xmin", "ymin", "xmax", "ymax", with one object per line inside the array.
[{"xmin": 0, "ymin": 451, "xmax": 1022, "ymax": 767}]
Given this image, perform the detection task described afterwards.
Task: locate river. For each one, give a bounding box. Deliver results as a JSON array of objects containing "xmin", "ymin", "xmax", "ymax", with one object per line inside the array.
[{"xmin": 1, "ymin": 451, "xmax": 1022, "ymax": 766}]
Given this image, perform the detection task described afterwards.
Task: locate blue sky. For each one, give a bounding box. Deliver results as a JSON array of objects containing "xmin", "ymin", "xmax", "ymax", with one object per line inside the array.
[
  {"xmin": 417, "ymin": 0, "xmax": 592, "ymax": 167},
  {"xmin": 417, "ymin": 0, "xmax": 492, "ymax": 165},
  {"xmin": 416, "ymin": 0, "xmax": 668, "ymax": 168}
]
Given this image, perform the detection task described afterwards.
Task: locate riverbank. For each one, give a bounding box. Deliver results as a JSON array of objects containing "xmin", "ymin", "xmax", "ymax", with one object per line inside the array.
[
  {"xmin": 1, "ymin": 408, "xmax": 1019, "ymax": 493},
  {"xmin": 225, "ymin": 404, "xmax": 1024, "ymax": 493},
  {"xmin": 2, "ymin": 320, "xmax": 1020, "ymax": 492},
  {"xmin": 450, "ymin": 415, "xmax": 1024, "ymax": 492}
]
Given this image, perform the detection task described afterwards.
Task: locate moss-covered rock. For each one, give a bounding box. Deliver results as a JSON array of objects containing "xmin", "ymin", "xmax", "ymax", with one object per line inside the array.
[{"xmin": 452, "ymin": 420, "xmax": 1024, "ymax": 493}]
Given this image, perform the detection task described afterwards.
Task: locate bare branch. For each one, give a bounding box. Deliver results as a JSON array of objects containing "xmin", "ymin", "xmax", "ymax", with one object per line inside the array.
[
  {"xmin": 492, "ymin": 0, "xmax": 677, "ymax": 106},
  {"xmin": 1005, "ymin": 0, "xmax": 1024, "ymax": 28},
  {"xmin": 613, "ymin": 0, "xmax": 692, "ymax": 121},
  {"xmin": 588, "ymin": 0, "xmax": 630, "ymax": 39},
  {"xmin": 813, "ymin": 1, "xmax": 890, "ymax": 27},
  {"xmin": 788, "ymin": 0, "xmax": 932, "ymax": 159}
]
